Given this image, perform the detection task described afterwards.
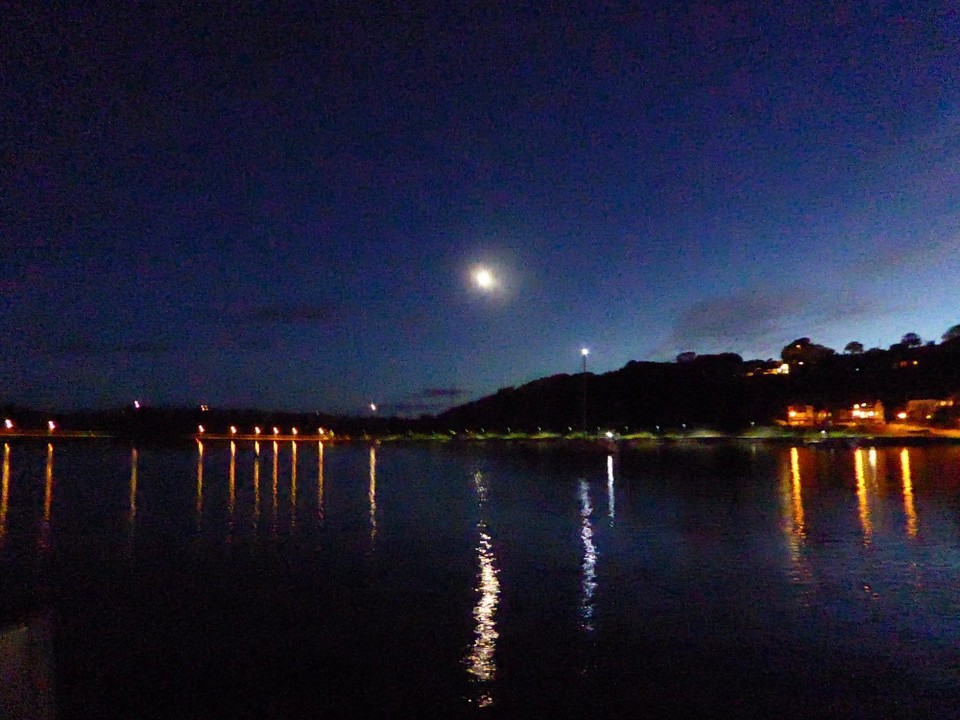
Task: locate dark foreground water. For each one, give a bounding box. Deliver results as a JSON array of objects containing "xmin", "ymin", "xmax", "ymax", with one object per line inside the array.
[{"xmin": 2, "ymin": 439, "xmax": 960, "ymax": 718}]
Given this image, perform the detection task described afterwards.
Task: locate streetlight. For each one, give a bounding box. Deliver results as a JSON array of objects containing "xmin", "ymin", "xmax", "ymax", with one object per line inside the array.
[
  {"xmin": 580, "ymin": 348, "xmax": 590, "ymax": 433},
  {"xmin": 230, "ymin": 426, "xmax": 237, "ymax": 435},
  {"xmin": 369, "ymin": 403, "xmax": 377, "ymax": 413},
  {"xmin": 4, "ymin": 419, "xmax": 12, "ymax": 430},
  {"xmin": 47, "ymin": 420, "xmax": 56, "ymax": 432}
]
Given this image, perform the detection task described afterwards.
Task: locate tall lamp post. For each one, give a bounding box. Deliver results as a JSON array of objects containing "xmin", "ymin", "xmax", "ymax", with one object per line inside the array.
[{"xmin": 580, "ymin": 348, "xmax": 589, "ymax": 434}]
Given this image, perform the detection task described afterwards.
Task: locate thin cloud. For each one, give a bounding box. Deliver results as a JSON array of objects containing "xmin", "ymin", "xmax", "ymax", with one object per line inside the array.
[
  {"xmin": 45, "ymin": 341, "xmax": 176, "ymax": 357},
  {"xmin": 418, "ymin": 388, "xmax": 466, "ymax": 399},
  {"xmin": 383, "ymin": 388, "xmax": 468, "ymax": 416},
  {"xmin": 668, "ymin": 288, "xmax": 874, "ymax": 357},
  {"xmin": 214, "ymin": 303, "xmax": 341, "ymax": 325},
  {"xmin": 671, "ymin": 291, "xmax": 785, "ymax": 351},
  {"xmin": 391, "ymin": 402, "xmax": 436, "ymax": 414},
  {"xmin": 247, "ymin": 305, "xmax": 339, "ymax": 324}
]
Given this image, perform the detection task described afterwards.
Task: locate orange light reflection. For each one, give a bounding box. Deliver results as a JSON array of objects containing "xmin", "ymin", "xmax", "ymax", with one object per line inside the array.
[
  {"xmin": 901, "ymin": 449, "xmax": 918, "ymax": 538},
  {"xmin": 272, "ymin": 441, "xmax": 279, "ymax": 534},
  {"xmin": 790, "ymin": 447, "xmax": 805, "ymax": 535},
  {"xmin": 229, "ymin": 441, "xmax": 236, "ymax": 517},
  {"xmin": 317, "ymin": 442, "xmax": 324, "ymax": 523},
  {"xmin": 196, "ymin": 441, "xmax": 204, "ymax": 527},
  {"xmin": 1, "ymin": 444, "xmax": 9, "ymax": 546},
  {"xmin": 290, "ymin": 441, "xmax": 297, "ymax": 529},
  {"xmin": 44, "ymin": 443, "xmax": 53, "ymax": 523},
  {"xmin": 253, "ymin": 453, "xmax": 261, "ymax": 533},
  {"xmin": 855, "ymin": 449, "xmax": 872, "ymax": 544},
  {"xmin": 129, "ymin": 448, "xmax": 138, "ymax": 525}
]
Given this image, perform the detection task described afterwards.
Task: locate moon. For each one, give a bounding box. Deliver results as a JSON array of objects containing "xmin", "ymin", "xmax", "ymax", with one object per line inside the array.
[{"xmin": 474, "ymin": 268, "xmax": 494, "ymax": 289}]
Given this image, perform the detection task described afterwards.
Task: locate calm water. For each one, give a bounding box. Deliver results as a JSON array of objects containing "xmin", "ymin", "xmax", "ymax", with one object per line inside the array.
[{"xmin": 2, "ymin": 440, "xmax": 960, "ymax": 718}]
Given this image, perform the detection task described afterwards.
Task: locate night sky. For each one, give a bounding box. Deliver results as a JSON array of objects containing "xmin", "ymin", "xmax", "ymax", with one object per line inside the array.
[{"xmin": 3, "ymin": 2, "xmax": 959, "ymax": 413}]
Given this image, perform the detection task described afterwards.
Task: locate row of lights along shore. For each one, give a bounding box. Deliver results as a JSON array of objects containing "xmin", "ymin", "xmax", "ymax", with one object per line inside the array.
[
  {"xmin": 197, "ymin": 425, "xmax": 328, "ymax": 437},
  {"xmin": 3, "ymin": 419, "xmax": 56, "ymax": 431},
  {"xmin": 2, "ymin": 419, "xmax": 328, "ymax": 437}
]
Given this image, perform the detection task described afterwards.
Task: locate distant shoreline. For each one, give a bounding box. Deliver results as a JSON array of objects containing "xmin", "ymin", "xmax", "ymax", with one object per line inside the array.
[
  {"xmin": 7, "ymin": 426, "xmax": 959, "ymax": 447},
  {"xmin": 372, "ymin": 429, "xmax": 960, "ymax": 448}
]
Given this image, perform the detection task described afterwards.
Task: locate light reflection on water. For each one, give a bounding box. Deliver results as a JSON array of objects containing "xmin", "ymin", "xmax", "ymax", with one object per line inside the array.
[
  {"xmin": 606, "ymin": 454, "xmax": 615, "ymax": 523},
  {"xmin": 1, "ymin": 444, "xmax": 9, "ymax": 546},
  {"xmin": 196, "ymin": 441, "xmax": 204, "ymax": 530},
  {"xmin": 127, "ymin": 448, "xmax": 138, "ymax": 555},
  {"xmin": 228, "ymin": 442, "xmax": 236, "ymax": 542},
  {"xmin": 781, "ymin": 447, "xmax": 812, "ymax": 598},
  {"xmin": 855, "ymin": 448, "xmax": 872, "ymax": 544},
  {"xmin": 2, "ymin": 442, "xmax": 960, "ymax": 716},
  {"xmin": 317, "ymin": 441, "xmax": 324, "ymax": 523},
  {"xmin": 39, "ymin": 443, "xmax": 53, "ymax": 551},
  {"xmin": 253, "ymin": 452, "xmax": 260, "ymax": 533},
  {"xmin": 368, "ymin": 445, "xmax": 377, "ymax": 547},
  {"xmin": 466, "ymin": 469, "xmax": 499, "ymax": 708},
  {"xmin": 578, "ymin": 478, "xmax": 597, "ymax": 632},
  {"xmin": 901, "ymin": 449, "xmax": 918, "ymax": 538},
  {"xmin": 271, "ymin": 441, "xmax": 279, "ymax": 536},
  {"xmin": 290, "ymin": 441, "xmax": 297, "ymax": 530}
]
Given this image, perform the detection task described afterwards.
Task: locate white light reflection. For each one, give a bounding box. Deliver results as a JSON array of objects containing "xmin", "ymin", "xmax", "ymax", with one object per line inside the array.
[
  {"xmin": 368, "ymin": 445, "xmax": 377, "ymax": 546},
  {"xmin": 466, "ymin": 470, "xmax": 500, "ymax": 708},
  {"xmin": 901, "ymin": 449, "xmax": 918, "ymax": 538},
  {"xmin": 579, "ymin": 478, "xmax": 597, "ymax": 632},
  {"xmin": 606, "ymin": 455, "xmax": 615, "ymax": 523}
]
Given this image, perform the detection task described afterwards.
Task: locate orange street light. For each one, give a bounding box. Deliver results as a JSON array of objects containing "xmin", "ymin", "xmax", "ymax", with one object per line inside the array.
[
  {"xmin": 292, "ymin": 427, "xmax": 298, "ymax": 436},
  {"xmin": 273, "ymin": 427, "xmax": 279, "ymax": 436}
]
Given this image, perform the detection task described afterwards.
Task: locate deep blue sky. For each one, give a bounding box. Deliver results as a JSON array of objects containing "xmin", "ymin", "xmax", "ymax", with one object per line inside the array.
[{"xmin": 3, "ymin": 1, "xmax": 959, "ymax": 413}]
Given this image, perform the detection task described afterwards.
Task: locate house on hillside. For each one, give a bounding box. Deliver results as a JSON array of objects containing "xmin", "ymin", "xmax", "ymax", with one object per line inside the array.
[
  {"xmin": 785, "ymin": 405, "xmax": 831, "ymax": 427},
  {"xmin": 898, "ymin": 398, "xmax": 956, "ymax": 424},
  {"xmin": 835, "ymin": 401, "xmax": 885, "ymax": 426}
]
